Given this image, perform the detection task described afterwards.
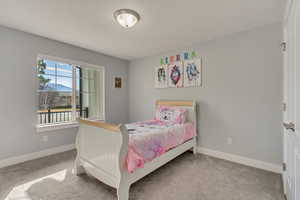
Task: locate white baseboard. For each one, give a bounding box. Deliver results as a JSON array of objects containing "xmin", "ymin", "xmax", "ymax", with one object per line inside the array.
[
  {"xmin": 197, "ymin": 147, "xmax": 282, "ymax": 174},
  {"xmin": 0, "ymin": 144, "xmax": 75, "ymax": 168},
  {"xmin": 0, "ymin": 145, "xmax": 281, "ymax": 174}
]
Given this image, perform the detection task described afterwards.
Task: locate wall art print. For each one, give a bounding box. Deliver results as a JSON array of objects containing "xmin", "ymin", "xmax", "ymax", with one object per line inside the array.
[
  {"xmin": 114, "ymin": 76, "xmax": 123, "ymax": 88},
  {"xmin": 183, "ymin": 58, "xmax": 202, "ymax": 87},
  {"xmin": 168, "ymin": 61, "xmax": 184, "ymax": 88},
  {"xmin": 155, "ymin": 65, "xmax": 168, "ymax": 88}
]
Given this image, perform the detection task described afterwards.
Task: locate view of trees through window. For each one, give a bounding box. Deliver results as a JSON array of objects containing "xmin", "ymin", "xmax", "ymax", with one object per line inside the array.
[
  {"xmin": 37, "ymin": 59, "xmax": 88, "ymax": 125},
  {"xmin": 37, "ymin": 57, "xmax": 104, "ymax": 125}
]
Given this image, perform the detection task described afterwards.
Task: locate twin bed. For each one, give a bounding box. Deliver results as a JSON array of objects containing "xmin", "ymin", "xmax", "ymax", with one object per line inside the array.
[{"xmin": 74, "ymin": 100, "xmax": 198, "ymax": 200}]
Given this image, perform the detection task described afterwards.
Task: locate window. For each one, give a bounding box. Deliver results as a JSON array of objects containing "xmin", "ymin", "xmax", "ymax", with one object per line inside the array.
[{"xmin": 37, "ymin": 56, "xmax": 105, "ymax": 131}]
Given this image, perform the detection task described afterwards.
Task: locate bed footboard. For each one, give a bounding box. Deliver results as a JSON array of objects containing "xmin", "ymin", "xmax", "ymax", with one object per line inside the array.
[{"xmin": 74, "ymin": 119, "xmax": 129, "ymax": 190}]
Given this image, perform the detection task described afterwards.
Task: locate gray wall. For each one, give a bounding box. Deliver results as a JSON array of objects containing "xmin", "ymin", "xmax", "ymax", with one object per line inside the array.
[
  {"xmin": 0, "ymin": 26, "xmax": 129, "ymax": 160},
  {"xmin": 128, "ymin": 24, "xmax": 283, "ymax": 165}
]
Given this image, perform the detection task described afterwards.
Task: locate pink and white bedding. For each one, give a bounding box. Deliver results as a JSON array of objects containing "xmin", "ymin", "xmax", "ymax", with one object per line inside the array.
[{"xmin": 125, "ymin": 120, "xmax": 195, "ymax": 173}]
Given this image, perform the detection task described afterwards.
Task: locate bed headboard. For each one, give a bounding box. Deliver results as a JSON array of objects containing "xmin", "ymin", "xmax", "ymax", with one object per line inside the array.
[{"xmin": 155, "ymin": 100, "xmax": 197, "ymax": 126}]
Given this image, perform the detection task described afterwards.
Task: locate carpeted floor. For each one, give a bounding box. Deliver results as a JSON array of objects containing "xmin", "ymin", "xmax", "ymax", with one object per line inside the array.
[{"xmin": 0, "ymin": 150, "xmax": 284, "ymax": 200}]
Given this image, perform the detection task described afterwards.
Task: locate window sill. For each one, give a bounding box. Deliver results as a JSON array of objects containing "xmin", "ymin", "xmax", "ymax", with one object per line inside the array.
[{"xmin": 36, "ymin": 121, "xmax": 79, "ymax": 133}]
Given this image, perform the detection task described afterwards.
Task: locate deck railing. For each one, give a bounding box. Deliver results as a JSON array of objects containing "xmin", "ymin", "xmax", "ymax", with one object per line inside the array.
[{"xmin": 38, "ymin": 107, "xmax": 89, "ymax": 124}]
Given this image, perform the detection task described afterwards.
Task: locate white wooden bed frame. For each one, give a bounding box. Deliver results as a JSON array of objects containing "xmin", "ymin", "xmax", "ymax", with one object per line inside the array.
[{"xmin": 74, "ymin": 100, "xmax": 198, "ymax": 200}]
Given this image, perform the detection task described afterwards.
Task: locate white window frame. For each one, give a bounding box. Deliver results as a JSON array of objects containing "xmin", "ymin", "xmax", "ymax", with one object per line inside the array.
[{"xmin": 36, "ymin": 54, "xmax": 106, "ymax": 133}]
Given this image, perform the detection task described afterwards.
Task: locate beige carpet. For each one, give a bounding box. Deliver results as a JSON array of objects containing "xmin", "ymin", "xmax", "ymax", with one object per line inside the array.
[{"xmin": 0, "ymin": 150, "xmax": 283, "ymax": 200}]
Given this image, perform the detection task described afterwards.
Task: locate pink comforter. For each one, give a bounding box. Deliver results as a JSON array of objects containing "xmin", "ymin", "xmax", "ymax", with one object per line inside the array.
[{"xmin": 125, "ymin": 120, "xmax": 195, "ymax": 172}]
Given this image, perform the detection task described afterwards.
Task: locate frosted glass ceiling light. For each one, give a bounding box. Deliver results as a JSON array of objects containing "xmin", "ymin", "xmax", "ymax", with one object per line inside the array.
[{"xmin": 114, "ymin": 9, "xmax": 140, "ymax": 28}]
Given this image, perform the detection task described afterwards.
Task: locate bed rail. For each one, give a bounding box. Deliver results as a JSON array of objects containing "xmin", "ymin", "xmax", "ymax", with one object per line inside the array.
[
  {"xmin": 156, "ymin": 100, "xmax": 194, "ymax": 107},
  {"xmin": 79, "ymin": 119, "xmax": 120, "ymax": 132}
]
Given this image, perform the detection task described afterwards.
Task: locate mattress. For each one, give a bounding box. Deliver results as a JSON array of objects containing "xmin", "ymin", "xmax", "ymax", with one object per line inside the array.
[{"xmin": 125, "ymin": 120, "xmax": 195, "ymax": 172}]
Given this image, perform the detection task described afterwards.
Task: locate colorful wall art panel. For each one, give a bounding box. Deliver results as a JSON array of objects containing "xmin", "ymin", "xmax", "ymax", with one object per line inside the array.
[
  {"xmin": 155, "ymin": 65, "xmax": 168, "ymax": 88},
  {"xmin": 183, "ymin": 58, "xmax": 202, "ymax": 87},
  {"xmin": 168, "ymin": 62, "xmax": 184, "ymax": 88}
]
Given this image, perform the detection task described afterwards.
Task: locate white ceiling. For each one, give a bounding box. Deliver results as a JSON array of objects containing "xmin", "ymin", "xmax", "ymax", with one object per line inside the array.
[{"xmin": 0, "ymin": 0, "xmax": 286, "ymax": 60}]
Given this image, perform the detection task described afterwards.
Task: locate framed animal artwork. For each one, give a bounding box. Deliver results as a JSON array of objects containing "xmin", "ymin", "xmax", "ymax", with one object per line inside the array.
[
  {"xmin": 155, "ymin": 65, "xmax": 168, "ymax": 88},
  {"xmin": 183, "ymin": 58, "xmax": 202, "ymax": 87},
  {"xmin": 168, "ymin": 61, "xmax": 184, "ymax": 88}
]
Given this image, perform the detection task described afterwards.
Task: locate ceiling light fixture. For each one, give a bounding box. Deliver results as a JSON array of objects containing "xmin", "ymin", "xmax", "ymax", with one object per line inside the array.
[{"xmin": 114, "ymin": 9, "xmax": 140, "ymax": 28}]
